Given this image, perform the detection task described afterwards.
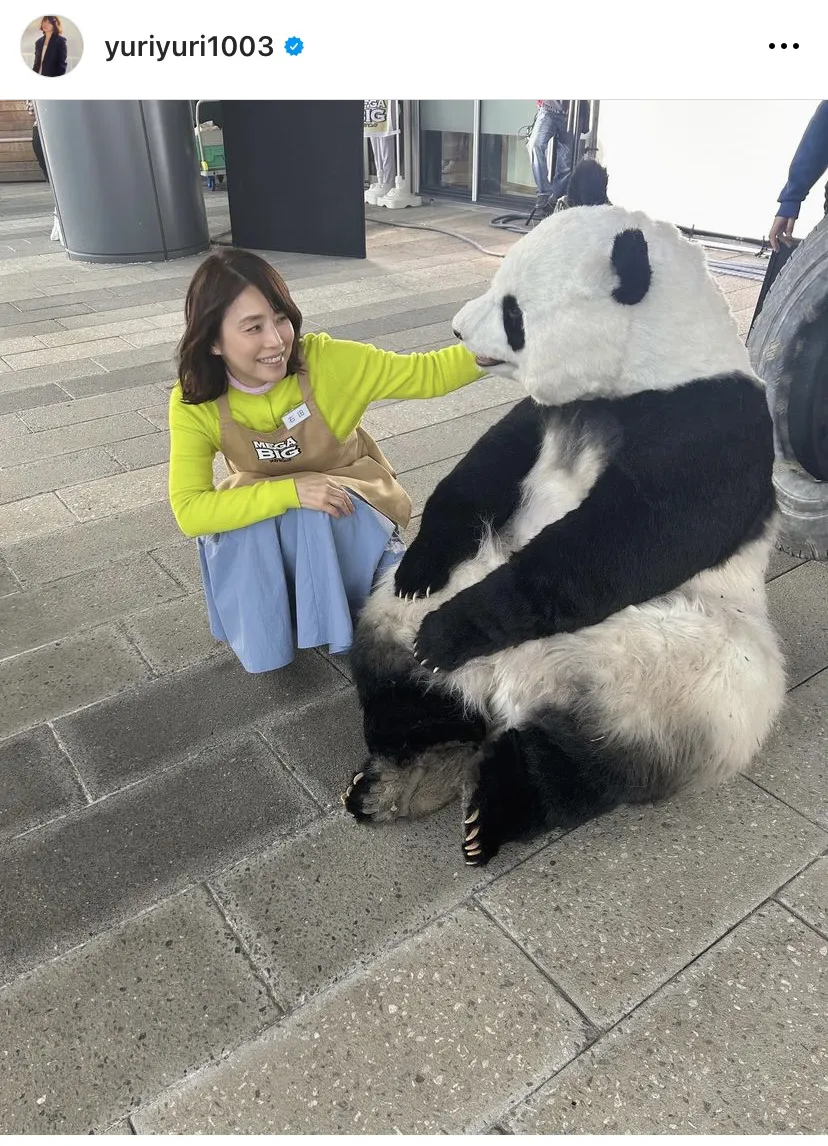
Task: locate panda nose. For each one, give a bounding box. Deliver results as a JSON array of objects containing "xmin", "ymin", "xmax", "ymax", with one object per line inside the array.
[{"xmin": 452, "ymin": 328, "xmax": 462, "ymax": 340}]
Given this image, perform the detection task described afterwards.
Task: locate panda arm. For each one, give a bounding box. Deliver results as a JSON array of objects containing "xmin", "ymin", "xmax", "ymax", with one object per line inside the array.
[
  {"xmin": 414, "ymin": 375, "xmax": 776, "ymax": 669},
  {"xmin": 393, "ymin": 397, "xmax": 545, "ymax": 597}
]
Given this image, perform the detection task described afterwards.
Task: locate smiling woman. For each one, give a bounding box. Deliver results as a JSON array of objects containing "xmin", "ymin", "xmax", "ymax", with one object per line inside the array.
[{"xmin": 168, "ymin": 248, "xmax": 487, "ymax": 673}]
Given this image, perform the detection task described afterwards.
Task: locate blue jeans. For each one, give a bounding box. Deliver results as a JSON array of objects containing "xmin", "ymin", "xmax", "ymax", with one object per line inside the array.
[{"xmin": 528, "ymin": 108, "xmax": 572, "ymax": 199}]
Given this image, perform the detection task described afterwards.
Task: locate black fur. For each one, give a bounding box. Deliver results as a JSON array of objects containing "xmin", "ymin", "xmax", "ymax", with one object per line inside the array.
[
  {"xmin": 412, "ymin": 372, "xmax": 776, "ymax": 671},
  {"xmin": 502, "ymin": 294, "xmax": 525, "ymax": 352},
  {"xmin": 393, "ymin": 397, "xmax": 546, "ymax": 598},
  {"xmin": 611, "ymin": 229, "xmax": 652, "ymax": 305},
  {"xmin": 565, "ymin": 159, "xmax": 610, "ymax": 207}
]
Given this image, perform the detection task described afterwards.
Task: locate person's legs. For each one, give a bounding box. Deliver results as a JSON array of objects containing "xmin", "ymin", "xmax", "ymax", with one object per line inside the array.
[
  {"xmin": 31, "ymin": 124, "xmax": 48, "ymax": 182},
  {"xmin": 548, "ymin": 125, "xmax": 574, "ymax": 202},
  {"xmin": 528, "ymin": 107, "xmax": 556, "ymax": 196},
  {"xmin": 373, "ymin": 135, "xmax": 395, "ymax": 186}
]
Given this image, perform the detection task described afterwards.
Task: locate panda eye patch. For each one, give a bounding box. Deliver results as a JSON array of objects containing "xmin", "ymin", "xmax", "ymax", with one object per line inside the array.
[{"xmin": 502, "ymin": 294, "xmax": 525, "ymax": 352}]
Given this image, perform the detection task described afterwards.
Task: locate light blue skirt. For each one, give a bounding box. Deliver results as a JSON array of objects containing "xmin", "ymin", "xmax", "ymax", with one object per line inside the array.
[{"xmin": 197, "ymin": 496, "xmax": 406, "ymax": 673}]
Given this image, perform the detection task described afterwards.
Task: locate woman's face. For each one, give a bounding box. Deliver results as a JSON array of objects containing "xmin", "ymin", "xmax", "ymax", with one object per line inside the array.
[
  {"xmin": 212, "ymin": 285, "xmax": 295, "ymax": 388},
  {"xmin": 40, "ymin": 18, "xmax": 51, "ymax": 33}
]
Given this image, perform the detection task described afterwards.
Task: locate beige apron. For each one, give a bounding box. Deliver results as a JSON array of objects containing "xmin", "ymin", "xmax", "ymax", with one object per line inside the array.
[{"xmin": 213, "ymin": 360, "xmax": 412, "ymax": 528}]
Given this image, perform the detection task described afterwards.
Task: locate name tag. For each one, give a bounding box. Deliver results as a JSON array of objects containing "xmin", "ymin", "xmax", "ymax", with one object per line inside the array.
[{"xmin": 283, "ymin": 403, "xmax": 311, "ymax": 430}]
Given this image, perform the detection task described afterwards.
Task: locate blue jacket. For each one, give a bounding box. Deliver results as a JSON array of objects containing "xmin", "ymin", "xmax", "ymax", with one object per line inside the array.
[{"xmin": 776, "ymin": 100, "xmax": 828, "ymax": 219}]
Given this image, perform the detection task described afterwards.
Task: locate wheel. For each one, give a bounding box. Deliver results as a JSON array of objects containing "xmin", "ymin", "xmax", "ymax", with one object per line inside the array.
[
  {"xmin": 206, "ymin": 175, "xmax": 215, "ymax": 191},
  {"xmin": 748, "ymin": 215, "xmax": 828, "ymax": 559}
]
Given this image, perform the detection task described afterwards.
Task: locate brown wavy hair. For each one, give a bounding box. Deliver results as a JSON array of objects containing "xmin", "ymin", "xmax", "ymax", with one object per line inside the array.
[
  {"xmin": 177, "ymin": 248, "xmax": 303, "ymax": 404},
  {"xmin": 41, "ymin": 15, "xmax": 63, "ymax": 32}
]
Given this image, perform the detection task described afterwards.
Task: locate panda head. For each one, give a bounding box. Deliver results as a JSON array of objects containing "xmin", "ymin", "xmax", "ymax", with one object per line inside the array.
[{"xmin": 453, "ymin": 206, "xmax": 752, "ymax": 406}]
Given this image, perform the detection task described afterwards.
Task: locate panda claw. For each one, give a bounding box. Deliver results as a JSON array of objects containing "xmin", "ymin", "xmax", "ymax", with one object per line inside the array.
[
  {"xmin": 465, "ymin": 825, "xmax": 480, "ymax": 842},
  {"xmin": 465, "ymin": 845, "xmax": 482, "ymax": 856},
  {"xmin": 353, "ymin": 771, "xmax": 365, "ymax": 784},
  {"xmin": 464, "ymin": 808, "xmax": 480, "ymax": 825},
  {"xmin": 346, "ymin": 784, "xmax": 354, "ymax": 797},
  {"xmin": 426, "ymin": 587, "xmax": 431, "ymax": 598}
]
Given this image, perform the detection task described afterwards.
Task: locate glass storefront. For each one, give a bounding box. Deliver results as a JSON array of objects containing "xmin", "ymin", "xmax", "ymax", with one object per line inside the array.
[
  {"xmin": 418, "ymin": 100, "xmax": 474, "ymax": 197},
  {"xmin": 417, "ymin": 100, "xmax": 595, "ymax": 207},
  {"xmin": 478, "ymin": 100, "xmax": 537, "ymax": 201},
  {"xmin": 419, "ymin": 99, "xmax": 539, "ymax": 205}
]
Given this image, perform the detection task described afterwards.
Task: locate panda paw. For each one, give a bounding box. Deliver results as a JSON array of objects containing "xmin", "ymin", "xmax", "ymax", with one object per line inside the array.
[
  {"xmin": 413, "ymin": 599, "xmax": 493, "ymax": 673},
  {"xmin": 461, "ymin": 803, "xmax": 501, "ymax": 867},
  {"xmin": 393, "ymin": 541, "xmax": 452, "ymax": 601}
]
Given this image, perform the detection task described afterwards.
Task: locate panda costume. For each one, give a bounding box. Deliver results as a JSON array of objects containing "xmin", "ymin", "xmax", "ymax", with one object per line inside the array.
[{"xmin": 344, "ymin": 204, "xmax": 786, "ymax": 866}]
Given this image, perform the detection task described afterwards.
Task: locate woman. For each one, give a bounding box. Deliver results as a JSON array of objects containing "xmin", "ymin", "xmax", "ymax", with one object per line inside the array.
[
  {"xmin": 169, "ymin": 248, "xmax": 486, "ymax": 672},
  {"xmin": 32, "ymin": 16, "xmax": 68, "ymax": 77}
]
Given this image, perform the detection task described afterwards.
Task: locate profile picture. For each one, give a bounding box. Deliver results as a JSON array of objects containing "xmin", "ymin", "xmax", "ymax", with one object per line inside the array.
[{"xmin": 21, "ymin": 15, "xmax": 83, "ymax": 77}]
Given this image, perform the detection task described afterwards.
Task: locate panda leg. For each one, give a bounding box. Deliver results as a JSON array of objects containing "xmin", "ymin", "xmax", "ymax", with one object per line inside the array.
[
  {"xmin": 345, "ymin": 669, "xmax": 486, "ymax": 824},
  {"xmin": 462, "ymin": 724, "xmax": 621, "ymax": 866}
]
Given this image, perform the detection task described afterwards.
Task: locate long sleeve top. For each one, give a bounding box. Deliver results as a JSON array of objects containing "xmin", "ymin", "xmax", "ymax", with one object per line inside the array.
[
  {"xmin": 168, "ymin": 331, "xmax": 484, "ymax": 538},
  {"xmin": 776, "ymin": 100, "xmax": 828, "ymax": 219}
]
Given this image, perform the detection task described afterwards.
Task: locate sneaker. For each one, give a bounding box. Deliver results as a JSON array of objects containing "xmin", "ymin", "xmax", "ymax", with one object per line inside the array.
[{"xmin": 364, "ymin": 181, "xmax": 394, "ymax": 206}]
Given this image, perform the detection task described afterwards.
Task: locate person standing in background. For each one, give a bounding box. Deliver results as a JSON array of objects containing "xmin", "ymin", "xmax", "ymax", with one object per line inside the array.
[
  {"xmin": 24, "ymin": 100, "xmax": 62, "ymax": 243},
  {"xmin": 527, "ymin": 101, "xmax": 573, "ymax": 217},
  {"xmin": 750, "ymin": 100, "xmax": 828, "ymax": 334},
  {"xmin": 32, "ymin": 16, "xmax": 68, "ymax": 77}
]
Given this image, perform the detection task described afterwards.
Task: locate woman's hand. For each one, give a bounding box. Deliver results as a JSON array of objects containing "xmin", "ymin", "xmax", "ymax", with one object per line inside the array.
[{"xmin": 294, "ymin": 473, "xmax": 355, "ymax": 517}]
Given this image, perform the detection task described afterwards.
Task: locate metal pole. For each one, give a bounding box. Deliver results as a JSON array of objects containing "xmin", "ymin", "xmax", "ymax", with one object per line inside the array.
[
  {"xmin": 471, "ymin": 100, "xmax": 481, "ymax": 203},
  {"xmin": 410, "ymin": 100, "xmax": 421, "ymax": 194},
  {"xmin": 584, "ymin": 100, "xmax": 600, "ymax": 157}
]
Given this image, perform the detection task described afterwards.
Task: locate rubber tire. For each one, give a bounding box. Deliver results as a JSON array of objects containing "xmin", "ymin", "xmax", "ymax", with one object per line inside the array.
[{"xmin": 747, "ymin": 214, "xmax": 828, "ymax": 559}]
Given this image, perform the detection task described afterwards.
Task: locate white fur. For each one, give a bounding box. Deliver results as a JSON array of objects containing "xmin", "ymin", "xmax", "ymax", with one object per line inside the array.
[{"xmin": 362, "ymin": 206, "xmax": 784, "ymax": 794}]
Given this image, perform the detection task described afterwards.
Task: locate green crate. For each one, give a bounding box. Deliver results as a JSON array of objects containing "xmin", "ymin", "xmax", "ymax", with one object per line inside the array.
[{"xmin": 201, "ymin": 144, "xmax": 225, "ymax": 170}]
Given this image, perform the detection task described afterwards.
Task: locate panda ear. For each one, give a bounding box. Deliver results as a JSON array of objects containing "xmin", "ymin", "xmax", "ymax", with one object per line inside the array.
[{"xmin": 611, "ymin": 229, "xmax": 651, "ymax": 305}]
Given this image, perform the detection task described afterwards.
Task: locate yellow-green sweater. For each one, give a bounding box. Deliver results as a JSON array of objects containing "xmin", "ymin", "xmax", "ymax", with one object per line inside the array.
[{"xmin": 168, "ymin": 332, "xmax": 484, "ymax": 538}]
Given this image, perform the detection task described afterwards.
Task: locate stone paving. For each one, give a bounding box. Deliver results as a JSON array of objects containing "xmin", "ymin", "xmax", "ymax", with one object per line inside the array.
[{"xmin": 0, "ymin": 180, "xmax": 826, "ymax": 1135}]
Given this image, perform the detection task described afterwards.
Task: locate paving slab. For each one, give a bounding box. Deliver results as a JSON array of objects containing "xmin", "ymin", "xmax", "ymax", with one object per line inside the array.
[
  {"xmin": 0, "ymin": 355, "xmax": 107, "ymax": 396},
  {"xmin": 60, "ymin": 360, "xmax": 177, "ymax": 400},
  {"xmin": 0, "ymin": 411, "xmax": 29, "ymax": 440},
  {"xmin": 476, "ymin": 778, "xmax": 827, "ymax": 1026},
  {"xmin": 0, "ymin": 490, "xmax": 77, "ymax": 546},
  {"xmin": 777, "ymin": 857, "xmax": 828, "ymax": 938},
  {"xmin": 0, "ymin": 553, "xmax": 20, "ymax": 596},
  {"xmin": 0, "ymin": 732, "xmax": 317, "ymax": 985},
  {"xmin": 0, "ymin": 382, "xmax": 72, "ymax": 418},
  {"xmin": 1, "ymin": 411, "xmax": 156, "ymax": 467},
  {"xmin": 361, "ymin": 373, "xmax": 523, "ymax": 439},
  {"xmin": 0, "ymin": 724, "xmax": 86, "ymax": 842},
  {"xmin": 766, "ymin": 546, "xmax": 806, "ymax": 580},
  {"xmin": 149, "ymin": 539, "xmax": 202, "ymax": 591},
  {"xmin": 503, "ymin": 905, "xmax": 828, "ymax": 1134},
  {"xmin": 89, "ymin": 341, "xmax": 179, "ymax": 373},
  {"xmin": 56, "ymin": 462, "xmax": 169, "ymax": 521},
  {"xmin": 766, "ymin": 561, "xmax": 828, "ymax": 687},
  {"xmin": 2, "ymin": 336, "xmax": 133, "ymax": 372},
  {"xmin": 108, "ymin": 430, "xmax": 169, "ymax": 469},
  {"xmin": 0, "ymin": 886, "xmax": 280, "ymax": 1133},
  {"xmin": 750, "ymin": 667, "xmax": 828, "ymax": 829},
  {"xmin": 1, "ymin": 500, "xmax": 183, "ymax": 585},
  {"xmin": 211, "ymin": 804, "xmax": 553, "ymax": 1012},
  {"xmin": 52, "ymin": 648, "xmax": 348, "ymax": 796},
  {"xmin": 379, "ymin": 400, "xmax": 517, "ymax": 474},
  {"xmin": 0, "ymin": 554, "xmax": 183, "ymax": 659},
  {"xmin": 0, "ymin": 624, "xmax": 152, "ymax": 740},
  {"xmin": 132, "ymin": 905, "xmax": 588, "ymax": 1135},
  {"xmin": 0, "ymin": 445, "xmax": 124, "ymax": 505},
  {"xmin": 37, "ymin": 318, "xmax": 157, "ymax": 347},
  {"xmin": 258, "ymin": 687, "xmax": 366, "ymax": 809},
  {"xmin": 17, "ymin": 383, "xmax": 168, "ymax": 431},
  {"xmin": 123, "ymin": 592, "xmax": 222, "ymax": 674}
]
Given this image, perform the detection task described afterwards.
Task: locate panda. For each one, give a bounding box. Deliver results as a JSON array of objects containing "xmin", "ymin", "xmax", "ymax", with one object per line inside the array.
[{"xmin": 344, "ymin": 204, "xmax": 786, "ymax": 867}]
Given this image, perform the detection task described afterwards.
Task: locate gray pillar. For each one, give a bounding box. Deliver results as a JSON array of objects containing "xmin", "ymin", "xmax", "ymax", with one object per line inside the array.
[{"xmin": 36, "ymin": 100, "xmax": 209, "ymax": 263}]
